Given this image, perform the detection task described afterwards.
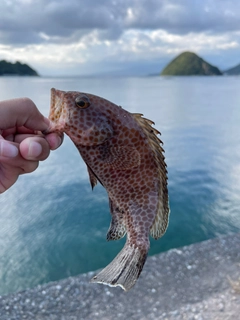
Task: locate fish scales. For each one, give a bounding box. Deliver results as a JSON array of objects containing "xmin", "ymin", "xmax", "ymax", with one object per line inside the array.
[{"xmin": 47, "ymin": 88, "xmax": 169, "ymax": 291}]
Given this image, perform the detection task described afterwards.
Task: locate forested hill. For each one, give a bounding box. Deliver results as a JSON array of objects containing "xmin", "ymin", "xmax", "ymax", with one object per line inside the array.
[
  {"xmin": 0, "ymin": 60, "xmax": 38, "ymax": 76},
  {"xmin": 161, "ymin": 52, "xmax": 222, "ymax": 76}
]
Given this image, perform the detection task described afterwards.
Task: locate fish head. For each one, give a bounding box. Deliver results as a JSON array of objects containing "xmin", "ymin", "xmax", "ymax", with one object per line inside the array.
[{"xmin": 48, "ymin": 88, "xmax": 114, "ymax": 146}]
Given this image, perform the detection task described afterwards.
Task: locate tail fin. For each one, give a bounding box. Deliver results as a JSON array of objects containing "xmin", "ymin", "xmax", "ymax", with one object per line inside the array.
[{"xmin": 90, "ymin": 242, "xmax": 148, "ymax": 291}]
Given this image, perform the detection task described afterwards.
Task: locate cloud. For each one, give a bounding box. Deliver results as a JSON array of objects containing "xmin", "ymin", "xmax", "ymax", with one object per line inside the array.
[
  {"xmin": 1, "ymin": 0, "xmax": 240, "ymax": 46},
  {"xmin": 1, "ymin": 26, "xmax": 239, "ymax": 76},
  {"xmin": 0, "ymin": 0, "xmax": 240, "ymax": 75},
  {"xmin": 0, "ymin": 0, "xmax": 126, "ymax": 45},
  {"xmin": 125, "ymin": 0, "xmax": 240, "ymax": 34}
]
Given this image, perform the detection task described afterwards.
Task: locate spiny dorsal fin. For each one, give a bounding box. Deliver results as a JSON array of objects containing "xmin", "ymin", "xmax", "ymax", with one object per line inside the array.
[{"xmin": 131, "ymin": 113, "xmax": 170, "ymax": 239}]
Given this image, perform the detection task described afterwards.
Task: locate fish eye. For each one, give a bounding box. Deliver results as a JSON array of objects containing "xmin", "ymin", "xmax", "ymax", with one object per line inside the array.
[{"xmin": 75, "ymin": 95, "xmax": 91, "ymax": 109}]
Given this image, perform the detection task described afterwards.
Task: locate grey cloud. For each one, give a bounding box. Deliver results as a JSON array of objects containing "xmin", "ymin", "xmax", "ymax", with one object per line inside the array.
[
  {"xmin": 45, "ymin": 1, "xmax": 115, "ymax": 30},
  {"xmin": 0, "ymin": 0, "xmax": 127, "ymax": 45},
  {"xmin": 125, "ymin": 0, "xmax": 240, "ymax": 33},
  {"xmin": 0, "ymin": 0, "xmax": 240, "ymax": 46}
]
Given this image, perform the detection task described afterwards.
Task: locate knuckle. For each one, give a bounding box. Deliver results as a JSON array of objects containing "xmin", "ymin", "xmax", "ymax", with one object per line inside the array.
[{"xmin": 21, "ymin": 160, "xmax": 39, "ymax": 174}]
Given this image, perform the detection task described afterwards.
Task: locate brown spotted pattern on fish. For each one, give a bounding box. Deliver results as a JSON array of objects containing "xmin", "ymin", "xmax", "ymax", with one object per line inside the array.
[{"xmin": 47, "ymin": 88, "xmax": 169, "ymax": 291}]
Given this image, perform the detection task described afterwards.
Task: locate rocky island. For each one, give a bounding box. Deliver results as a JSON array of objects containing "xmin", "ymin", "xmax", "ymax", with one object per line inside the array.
[
  {"xmin": 0, "ymin": 60, "xmax": 38, "ymax": 76},
  {"xmin": 161, "ymin": 51, "xmax": 222, "ymax": 76},
  {"xmin": 224, "ymin": 63, "xmax": 240, "ymax": 75}
]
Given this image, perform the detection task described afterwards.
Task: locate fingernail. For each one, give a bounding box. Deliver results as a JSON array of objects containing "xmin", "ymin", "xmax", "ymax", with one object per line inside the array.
[
  {"xmin": 47, "ymin": 133, "xmax": 63, "ymax": 150},
  {"xmin": 55, "ymin": 135, "xmax": 63, "ymax": 149},
  {"xmin": 0, "ymin": 140, "xmax": 19, "ymax": 158},
  {"xmin": 28, "ymin": 141, "xmax": 42, "ymax": 158}
]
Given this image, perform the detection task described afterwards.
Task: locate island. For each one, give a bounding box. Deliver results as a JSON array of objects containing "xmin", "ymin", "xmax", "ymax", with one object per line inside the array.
[
  {"xmin": 161, "ymin": 51, "xmax": 222, "ymax": 76},
  {"xmin": 224, "ymin": 63, "xmax": 240, "ymax": 75},
  {"xmin": 0, "ymin": 60, "xmax": 39, "ymax": 76}
]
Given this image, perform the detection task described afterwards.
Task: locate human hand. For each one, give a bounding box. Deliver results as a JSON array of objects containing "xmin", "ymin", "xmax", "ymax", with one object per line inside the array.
[{"xmin": 0, "ymin": 97, "xmax": 63, "ymax": 193}]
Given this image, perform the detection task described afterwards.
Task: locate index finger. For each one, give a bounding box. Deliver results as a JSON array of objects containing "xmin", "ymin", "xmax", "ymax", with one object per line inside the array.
[
  {"xmin": 0, "ymin": 98, "xmax": 50, "ymax": 132},
  {"xmin": 1, "ymin": 126, "xmax": 35, "ymax": 139}
]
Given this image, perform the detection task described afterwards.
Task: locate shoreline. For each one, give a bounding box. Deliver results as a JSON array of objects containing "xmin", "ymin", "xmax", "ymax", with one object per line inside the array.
[{"xmin": 0, "ymin": 233, "xmax": 240, "ymax": 320}]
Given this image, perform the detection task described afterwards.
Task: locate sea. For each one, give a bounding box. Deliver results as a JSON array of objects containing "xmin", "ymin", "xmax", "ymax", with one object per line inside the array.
[{"xmin": 0, "ymin": 75, "xmax": 240, "ymax": 296}]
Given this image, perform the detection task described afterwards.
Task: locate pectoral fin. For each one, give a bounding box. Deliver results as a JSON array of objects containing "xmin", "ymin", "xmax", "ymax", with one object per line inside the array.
[{"xmin": 104, "ymin": 146, "xmax": 141, "ymax": 170}]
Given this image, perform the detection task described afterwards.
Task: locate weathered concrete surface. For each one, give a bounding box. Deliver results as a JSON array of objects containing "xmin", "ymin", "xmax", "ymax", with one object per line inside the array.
[{"xmin": 0, "ymin": 234, "xmax": 240, "ymax": 320}]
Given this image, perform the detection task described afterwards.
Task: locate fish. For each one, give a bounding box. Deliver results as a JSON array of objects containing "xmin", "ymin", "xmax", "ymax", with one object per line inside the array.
[{"xmin": 47, "ymin": 88, "xmax": 169, "ymax": 291}]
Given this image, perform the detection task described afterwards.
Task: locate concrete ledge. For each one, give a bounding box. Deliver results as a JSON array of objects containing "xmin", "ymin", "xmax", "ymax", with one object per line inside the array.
[{"xmin": 0, "ymin": 234, "xmax": 240, "ymax": 320}]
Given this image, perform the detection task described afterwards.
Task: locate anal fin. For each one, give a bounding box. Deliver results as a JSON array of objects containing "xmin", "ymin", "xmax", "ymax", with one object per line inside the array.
[
  {"xmin": 107, "ymin": 199, "xmax": 126, "ymax": 241},
  {"xmin": 107, "ymin": 217, "xmax": 126, "ymax": 241}
]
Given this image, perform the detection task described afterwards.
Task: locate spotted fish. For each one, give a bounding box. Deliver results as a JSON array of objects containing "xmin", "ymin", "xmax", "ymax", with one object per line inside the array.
[{"xmin": 47, "ymin": 88, "xmax": 169, "ymax": 291}]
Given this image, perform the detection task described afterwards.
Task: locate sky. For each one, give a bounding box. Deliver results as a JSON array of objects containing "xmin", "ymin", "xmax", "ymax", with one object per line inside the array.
[{"xmin": 0, "ymin": 0, "xmax": 240, "ymax": 76}]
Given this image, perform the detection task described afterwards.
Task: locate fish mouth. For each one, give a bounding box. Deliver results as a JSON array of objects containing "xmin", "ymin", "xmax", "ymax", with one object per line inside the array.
[
  {"xmin": 45, "ymin": 88, "xmax": 66, "ymax": 133},
  {"xmin": 49, "ymin": 88, "xmax": 64, "ymax": 123}
]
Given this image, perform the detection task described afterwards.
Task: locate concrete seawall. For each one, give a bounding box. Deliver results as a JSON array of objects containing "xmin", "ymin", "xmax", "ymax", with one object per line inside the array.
[{"xmin": 0, "ymin": 234, "xmax": 240, "ymax": 320}]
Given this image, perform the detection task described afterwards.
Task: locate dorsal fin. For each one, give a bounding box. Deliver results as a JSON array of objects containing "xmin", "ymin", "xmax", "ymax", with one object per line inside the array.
[{"xmin": 131, "ymin": 113, "xmax": 170, "ymax": 239}]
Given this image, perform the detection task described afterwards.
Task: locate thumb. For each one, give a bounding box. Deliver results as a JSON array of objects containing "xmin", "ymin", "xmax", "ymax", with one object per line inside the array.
[{"xmin": 0, "ymin": 138, "xmax": 19, "ymax": 158}]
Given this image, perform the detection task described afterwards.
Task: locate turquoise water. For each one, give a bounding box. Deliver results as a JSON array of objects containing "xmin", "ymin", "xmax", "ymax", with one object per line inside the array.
[{"xmin": 0, "ymin": 76, "xmax": 240, "ymax": 295}]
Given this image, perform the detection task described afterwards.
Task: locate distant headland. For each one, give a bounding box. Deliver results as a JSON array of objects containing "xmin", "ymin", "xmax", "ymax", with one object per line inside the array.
[
  {"xmin": 0, "ymin": 60, "xmax": 39, "ymax": 76},
  {"xmin": 160, "ymin": 51, "xmax": 240, "ymax": 76},
  {"xmin": 224, "ymin": 63, "xmax": 240, "ymax": 75}
]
